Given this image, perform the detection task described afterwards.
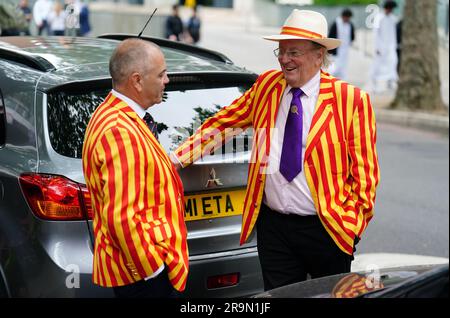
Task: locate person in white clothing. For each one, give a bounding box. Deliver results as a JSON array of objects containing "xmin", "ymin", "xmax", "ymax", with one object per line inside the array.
[
  {"xmin": 327, "ymin": 8, "xmax": 355, "ymax": 80},
  {"xmin": 47, "ymin": 1, "xmax": 66, "ymax": 36},
  {"xmin": 370, "ymin": 0, "xmax": 399, "ymax": 91},
  {"xmin": 32, "ymin": 0, "xmax": 53, "ymax": 36}
]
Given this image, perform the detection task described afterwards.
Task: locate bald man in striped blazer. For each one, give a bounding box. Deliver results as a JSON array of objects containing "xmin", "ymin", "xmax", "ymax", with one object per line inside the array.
[
  {"xmin": 173, "ymin": 10, "xmax": 379, "ymax": 291},
  {"xmin": 82, "ymin": 39, "xmax": 188, "ymax": 297}
]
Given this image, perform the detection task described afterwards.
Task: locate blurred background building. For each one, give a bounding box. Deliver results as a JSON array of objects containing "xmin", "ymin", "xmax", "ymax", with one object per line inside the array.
[
  {"xmin": 1, "ymin": 0, "xmax": 448, "ymax": 106},
  {"xmin": 3, "ymin": 0, "xmax": 448, "ymax": 50}
]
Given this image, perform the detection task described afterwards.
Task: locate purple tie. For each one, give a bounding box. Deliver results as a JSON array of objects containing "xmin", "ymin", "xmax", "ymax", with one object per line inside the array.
[{"xmin": 280, "ymin": 88, "xmax": 304, "ymax": 182}]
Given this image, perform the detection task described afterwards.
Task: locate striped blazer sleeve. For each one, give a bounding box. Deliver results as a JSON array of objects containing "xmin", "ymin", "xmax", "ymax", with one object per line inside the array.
[{"xmin": 175, "ymin": 76, "xmax": 260, "ymax": 165}]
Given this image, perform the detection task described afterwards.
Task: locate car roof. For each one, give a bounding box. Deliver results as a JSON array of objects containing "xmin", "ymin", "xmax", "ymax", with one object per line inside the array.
[{"xmin": 0, "ymin": 35, "xmax": 254, "ymax": 88}]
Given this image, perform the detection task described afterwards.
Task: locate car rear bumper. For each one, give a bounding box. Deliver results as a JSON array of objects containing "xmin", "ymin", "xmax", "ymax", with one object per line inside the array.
[
  {"xmin": 5, "ymin": 246, "xmax": 263, "ymax": 298},
  {"xmin": 185, "ymin": 247, "xmax": 264, "ymax": 297},
  {"xmin": 77, "ymin": 247, "xmax": 264, "ymax": 298}
]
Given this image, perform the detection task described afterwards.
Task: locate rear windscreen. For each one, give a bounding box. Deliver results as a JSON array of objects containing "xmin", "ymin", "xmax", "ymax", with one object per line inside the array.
[{"xmin": 47, "ymin": 83, "xmax": 253, "ymax": 159}]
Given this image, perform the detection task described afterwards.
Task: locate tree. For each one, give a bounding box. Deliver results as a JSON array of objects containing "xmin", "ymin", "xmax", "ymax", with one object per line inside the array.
[{"xmin": 390, "ymin": 0, "xmax": 446, "ymax": 113}]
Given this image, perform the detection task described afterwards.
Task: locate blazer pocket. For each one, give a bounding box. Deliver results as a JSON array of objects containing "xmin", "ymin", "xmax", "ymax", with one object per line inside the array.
[
  {"xmin": 145, "ymin": 218, "xmax": 173, "ymax": 243},
  {"xmin": 329, "ymin": 141, "xmax": 348, "ymax": 174}
]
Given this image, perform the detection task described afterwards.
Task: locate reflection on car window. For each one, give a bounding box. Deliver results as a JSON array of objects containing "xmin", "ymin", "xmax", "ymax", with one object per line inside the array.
[
  {"xmin": 47, "ymin": 85, "xmax": 252, "ymax": 159},
  {"xmin": 155, "ymin": 87, "xmax": 252, "ymax": 154},
  {"xmin": 48, "ymin": 90, "xmax": 107, "ymax": 158}
]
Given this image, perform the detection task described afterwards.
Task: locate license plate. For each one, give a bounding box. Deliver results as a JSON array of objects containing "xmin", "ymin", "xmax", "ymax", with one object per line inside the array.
[{"xmin": 183, "ymin": 189, "xmax": 246, "ymax": 221}]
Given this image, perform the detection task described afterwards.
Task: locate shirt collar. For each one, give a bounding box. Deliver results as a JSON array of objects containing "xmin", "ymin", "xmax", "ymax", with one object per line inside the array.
[
  {"xmin": 111, "ymin": 89, "xmax": 147, "ymax": 119},
  {"xmin": 286, "ymin": 70, "xmax": 321, "ymax": 98}
]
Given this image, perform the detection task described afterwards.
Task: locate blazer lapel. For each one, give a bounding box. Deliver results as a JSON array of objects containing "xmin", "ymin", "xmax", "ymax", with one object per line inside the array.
[
  {"xmin": 118, "ymin": 104, "xmax": 181, "ymax": 185},
  {"xmin": 270, "ymin": 79, "xmax": 287, "ymax": 129},
  {"xmin": 304, "ymin": 73, "xmax": 336, "ymax": 161},
  {"xmin": 255, "ymin": 77, "xmax": 286, "ymax": 174},
  {"xmin": 119, "ymin": 103, "xmax": 156, "ymax": 144}
]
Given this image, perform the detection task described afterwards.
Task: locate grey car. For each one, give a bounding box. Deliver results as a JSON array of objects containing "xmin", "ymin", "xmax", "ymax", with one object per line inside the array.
[{"xmin": 0, "ymin": 35, "xmax": 263, "ymax": 297}]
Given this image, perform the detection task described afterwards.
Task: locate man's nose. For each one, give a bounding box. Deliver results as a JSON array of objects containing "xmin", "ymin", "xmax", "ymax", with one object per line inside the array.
[{"xmin": 278, "ymin": 53, "xmax": 290, "ymax": 64}]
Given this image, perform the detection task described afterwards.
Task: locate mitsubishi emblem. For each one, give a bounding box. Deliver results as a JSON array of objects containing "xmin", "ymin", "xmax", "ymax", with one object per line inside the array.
[{"xmin": 205, "ymin": 168, "xmax": 223, "ymax": 188}]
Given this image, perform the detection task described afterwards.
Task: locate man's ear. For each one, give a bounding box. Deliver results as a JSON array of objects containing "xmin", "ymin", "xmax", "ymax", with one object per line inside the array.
[
  {"xmin": 316, "ymin": 48, "xmax": 325, "ymax": 67},
  {"xmin": 130, "ymin": 72, "xmax": 142, "ymax": 92}
]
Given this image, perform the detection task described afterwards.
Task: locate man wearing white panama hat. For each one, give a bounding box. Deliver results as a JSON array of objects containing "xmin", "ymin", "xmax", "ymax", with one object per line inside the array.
[{"xmin": 173, "ymin": 9, "xmax": 379, "ymax": 290}]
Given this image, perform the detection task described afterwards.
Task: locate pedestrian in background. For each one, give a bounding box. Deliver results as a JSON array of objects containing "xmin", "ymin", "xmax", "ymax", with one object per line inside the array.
[
  {"xmin": 173, "ymin": 9, "xmax": 379, "ymax": 291},
  {"xmin": 328, "ymin": 8, "xmax": 355, "ymax": 80},
  {"xmin": 65, "ymin": 0, "xmax": 91, "ymax": 36},
  {"xmin": 186, "ymin": 5, "xmax": 201, "ymax": 45},
  {"xmin": 33, "ymin": 0, "xmax": 53, "ymax": 36},
  {"xmin": 370, "ymin": 0, "xmax": 398, "ymax": 92},
  {"xmin": 165, "ymin": 4, "xmax": 184, "ymax": 41},
  {"xmin": 47, "ymin": 1, "xmax": 66, "ymax": 36},
  {"xmin": 77, "ymin": 0, "xmax": 91, "ymax": 36},
  {"xmin": 18, "ymin": 0, "xmax": 32, "ymax": 35},
  {"xmin": 82, "ymin": 39, "xmax": 189, "ymax": 298},
  {"xmin": 396, "ymin": 19, "xmax": 402, "ymax": 72}
]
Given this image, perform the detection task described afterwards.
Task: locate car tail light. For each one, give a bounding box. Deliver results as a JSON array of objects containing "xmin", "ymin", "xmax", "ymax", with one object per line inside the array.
[
  {"xmin": 207, "ymin": 273, "xmax": 240, "ymax": 289},
  {"xmin": 19, "ymin": 173, "xmax": 93, "ymax": 221}
]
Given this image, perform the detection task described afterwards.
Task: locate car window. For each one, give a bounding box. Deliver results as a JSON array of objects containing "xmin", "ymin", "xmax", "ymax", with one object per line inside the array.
[
  {"xmin": 47, "ymin": 89, "xmax": 106, "ymax": 158},
  {"xmin": 155, "ymin": 86, "xmax": 252, "ymax": 155},
  {"xmin": 47, "ymin": 83, "xmax": 252, "ymax": 159},
  {"xmin": 1, "ymin": 88, "xmax": 35, "ymax": 147}
]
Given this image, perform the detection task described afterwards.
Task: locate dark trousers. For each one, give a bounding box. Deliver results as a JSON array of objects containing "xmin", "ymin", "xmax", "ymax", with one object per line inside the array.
[
  {"xmin": 37, "ymin": 20, "xmax": 48, "ymax": 36},
  {"xmin": 256, "ymin": 203, "xmax": 353, "ymax": 291},
  {"xmin": 112, "ymin": 267, "xmax": 183, "ymax": 298}
]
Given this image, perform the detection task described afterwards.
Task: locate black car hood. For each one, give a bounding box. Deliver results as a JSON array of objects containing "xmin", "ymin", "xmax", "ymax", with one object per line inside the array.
[{"xmin": 253, "ymin": 264, "xmax": 448, "ymax": 298}]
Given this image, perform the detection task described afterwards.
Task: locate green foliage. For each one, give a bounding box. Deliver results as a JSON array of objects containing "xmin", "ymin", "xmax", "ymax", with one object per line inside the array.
[
  {"xmin": 184, "ymin": 104, "xmax": 221, "ymax": 135},
  {"xmin": 313, "ymin": 0, "xmax": 377, "ymax": 5},
  {"xmin": 193, "ymin": 105, "xmax": 222, "ymax": 124}
]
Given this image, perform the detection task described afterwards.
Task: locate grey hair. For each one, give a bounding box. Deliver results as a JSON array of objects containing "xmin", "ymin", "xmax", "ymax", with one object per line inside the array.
[
  {"xmin": 311, "ymin": 41, "xmax": 332, "ymax": 69},
  {"xmin": 109, "ymin": 39, "xmax": 160, "ymax": 87}
]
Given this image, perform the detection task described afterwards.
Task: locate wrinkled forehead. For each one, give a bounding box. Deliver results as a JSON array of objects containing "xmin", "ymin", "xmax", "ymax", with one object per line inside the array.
[{"xmin": 278, "ymin": 39, "xmax": 315, "ymax": 50}]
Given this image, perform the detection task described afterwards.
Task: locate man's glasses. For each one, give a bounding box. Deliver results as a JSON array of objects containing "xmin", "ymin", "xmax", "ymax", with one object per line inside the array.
[{"xmin": 273, "ymin": 48, "xmax": 314, "ymax": 59}]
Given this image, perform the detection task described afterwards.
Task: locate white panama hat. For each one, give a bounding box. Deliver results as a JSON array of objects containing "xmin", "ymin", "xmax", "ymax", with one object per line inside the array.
[{"xmin": 263, "ymin": 9, "xmax": 341, "ymax": 50}]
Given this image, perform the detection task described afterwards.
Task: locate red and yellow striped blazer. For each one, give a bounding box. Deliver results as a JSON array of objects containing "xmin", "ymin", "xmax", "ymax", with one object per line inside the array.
[
  {"xmin": 82, "ymin": 93, "xmax": 189, "ymax": 290},
  {"xmin": 175, "ymin": 70, "xmax": 379, "ymax": 255}
]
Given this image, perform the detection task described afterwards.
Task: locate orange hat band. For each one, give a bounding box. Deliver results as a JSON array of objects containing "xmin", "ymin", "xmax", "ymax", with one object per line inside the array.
[{"xmin": 280, "ymin": 26, "xmax": 323, "ymax": 39}]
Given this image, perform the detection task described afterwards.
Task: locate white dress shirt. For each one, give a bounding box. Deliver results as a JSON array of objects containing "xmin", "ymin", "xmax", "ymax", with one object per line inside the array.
[
  {"xmin": 111, "ymin": 90, "xmax": 164, "ymax": 280},
  {"xmin": 263, "ymin": 71, "xmax": 321, "ymax": 216},
  {"xmin": 112, "ymin": 90, "xmax": 147, "ymax": 118}
]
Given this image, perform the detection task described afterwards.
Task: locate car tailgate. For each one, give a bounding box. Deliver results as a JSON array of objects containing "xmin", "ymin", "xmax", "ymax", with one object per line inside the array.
[{"xmin": 179, "ymin": 153, "xmax": 255, "ymax": 256}]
